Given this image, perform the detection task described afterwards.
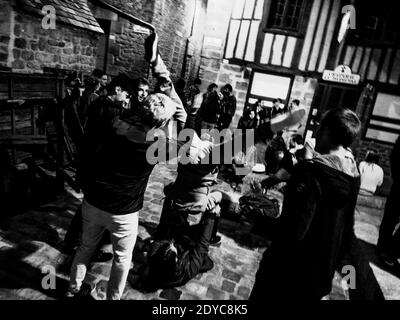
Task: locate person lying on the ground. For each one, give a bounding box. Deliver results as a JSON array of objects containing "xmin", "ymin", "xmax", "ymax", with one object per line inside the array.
[{"xmin": 145, "ymin": 210, "xmax": 219, "ymax": 289}]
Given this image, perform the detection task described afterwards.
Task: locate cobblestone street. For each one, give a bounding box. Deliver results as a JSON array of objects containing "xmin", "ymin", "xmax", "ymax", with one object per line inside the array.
[{"xmin": 0, "ymin": 162, "xmax": 362, "ymax": 301}]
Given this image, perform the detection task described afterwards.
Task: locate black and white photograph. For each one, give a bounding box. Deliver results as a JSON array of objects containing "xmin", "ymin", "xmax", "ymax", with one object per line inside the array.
[{"xmin": 0, "ymin": 0, "xmax": 399, "ymax": 308}]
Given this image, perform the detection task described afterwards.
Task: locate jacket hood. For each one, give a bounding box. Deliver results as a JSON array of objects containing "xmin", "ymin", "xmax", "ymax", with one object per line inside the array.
[{"xmin": 312, "ymin": 148, "xmax": 359, "ymax": 178}]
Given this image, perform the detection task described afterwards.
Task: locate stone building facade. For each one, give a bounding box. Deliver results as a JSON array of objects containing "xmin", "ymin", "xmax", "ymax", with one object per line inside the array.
[
  {"xmin": 0, "ymin": 0, "xmax": 102, "ymax": 73},
  {"xmin": 0, "ymin": 0, "xmax": 207, "ymax": 86}
]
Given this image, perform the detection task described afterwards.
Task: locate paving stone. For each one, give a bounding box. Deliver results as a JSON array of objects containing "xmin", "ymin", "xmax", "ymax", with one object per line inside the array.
[
  {"xmin": 237, "ymin": 285, "xmax": 251, "ymax": 298},
  {"xmin": 206, "ymin": 286, "xmax": 228, "ymax": 300},
  {"xmin": 222, "ymin": 269, "xmax": 241, "ymax": 283},
  {"xmin": 185, "ymin": 282, "xmax": 208, "ymax": 296},
  {"xmin": 221, "ymin": 280, "xmax": 236, "ymax": 293}
]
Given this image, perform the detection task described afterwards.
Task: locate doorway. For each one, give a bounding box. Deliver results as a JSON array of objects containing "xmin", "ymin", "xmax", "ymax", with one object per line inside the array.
[{"xmin": 304, "ymin": 81, "xmax": 362, "ymax": 139}]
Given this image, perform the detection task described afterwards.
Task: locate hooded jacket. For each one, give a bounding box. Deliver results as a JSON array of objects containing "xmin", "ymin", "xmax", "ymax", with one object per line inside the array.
[{"xmin": 251, "ymin": 150, "xmax": 360, "ymax": 300}]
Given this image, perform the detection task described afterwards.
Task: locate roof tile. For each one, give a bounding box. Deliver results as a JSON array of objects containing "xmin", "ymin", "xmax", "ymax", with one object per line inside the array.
[{"xmin": 18, "ymin": 0, "xmax": 104, "ymax": 34}]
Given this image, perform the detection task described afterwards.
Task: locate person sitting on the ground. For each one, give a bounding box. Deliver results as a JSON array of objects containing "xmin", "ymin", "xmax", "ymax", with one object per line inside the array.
[
  {"xmin": 265, "ymin": 130, "xmax": 287, "ymax": 174},
  {"xmin": 155, "ymin": 132, "xmax": 223, "ymax": 246},
  {"xmin": 358, "ymin": 151, "xmax": 384, "ymax": 195},
  {"xmin": 260, "ymin": 134, "xmax": 305, "ymax": 190}
]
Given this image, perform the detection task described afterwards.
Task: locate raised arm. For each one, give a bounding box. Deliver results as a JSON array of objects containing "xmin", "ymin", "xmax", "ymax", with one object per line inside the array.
[{"xmin": 145, "ymin": 33, "xmax": 187, "ymax": 131}]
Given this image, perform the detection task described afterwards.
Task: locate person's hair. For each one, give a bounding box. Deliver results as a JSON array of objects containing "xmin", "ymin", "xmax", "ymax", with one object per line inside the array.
[
  {"xmin": 86, "ymin": 78, "xmax": 100, "ymax": 92},
  {"xmin": 91, "ymin": 68, "xmax": 103, "ymax": 79},
  {"xmin": 135, "ymin": 77, "xmax": 150, "ymax": 89},
  {"xmin": 273, "ymin": 98, "xmax": 282, "ymax": 104},
  {"xmin": 65, "ymin": 72, "xmax": 80, "ymax": 87},
  {"xmin": 291, "ymin": 99, "xmax": 300, "ymax": 106},
  {"xmin": 207, "ymin": 83, "xmax": 218, "ymax": 92},
  {"xmin": 138, "ymin": 93, "xmax": 177, "ymax": 128},
  {"xmin": 365, "ymin": 150, "xmax": 381, "ymax": 165},
  {"xmin": 319, "ymin": 108, "xmax": 361, "ymax": 148},
  {"xmin": 149, "ymin": 240, "xmax": 179, "ymax": 276},
  {"xmin": 194, "ymin": 78, "xmax": 202, "ymax": 85},
  {"xmin": 107, "ymin": 73, "xmax": 135, "ymax": 95},
  {"xmin": 290, "ymin": 134, "xmax": 304, "ymax": 146},
  {"xmin": 242, "ymin": 105, "xmax": 252, "ymax": 119},
  {"xmin": 222, "ymin": 84, "xmax": 233, "ymax": 93}
]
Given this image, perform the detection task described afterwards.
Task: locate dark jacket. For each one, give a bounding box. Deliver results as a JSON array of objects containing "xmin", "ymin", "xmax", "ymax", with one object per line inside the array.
[
  {"xmin": 147, "ymin": 212, "xmax": 215, "ymax": 289},
  {"xmin": 199, "ymin": 91, "xmax": 221, "ymax": 124},
  {"xmin": 251, "ymin": 152, "xmax": 360, "ymax": 299},
  {"xmin": 79, "ymin": 96, "xmax": 155, "ymax": 215},
  {"xmin": 218, "ymin": 95, "xmax": 237, "ymax": 129},
  {"xmin": 391, "ymin": 136, "xmax": 400, "ymax": 183}
]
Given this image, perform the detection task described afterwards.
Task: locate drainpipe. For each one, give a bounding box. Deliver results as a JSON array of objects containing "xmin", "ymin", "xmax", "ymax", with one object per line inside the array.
[{"xmin": 181, "ymin": 0, "xmax": 198, "ymax": 79}]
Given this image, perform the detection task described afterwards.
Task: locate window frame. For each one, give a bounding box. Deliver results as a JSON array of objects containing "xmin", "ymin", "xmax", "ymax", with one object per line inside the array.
[
  {"xmin": 245, "ymin": 69, "xmax": 295, "ymax": 108},
  {"xmin": 364, "ymin": 90, "xmax": 400, "ymax": 145},
  {"xmin": 263, "ymin": 0, "xmax": 312, "ymax": 38},
  {"xmin": 224, "ymin": 0, "xmax": 264, "ymax": 60}
]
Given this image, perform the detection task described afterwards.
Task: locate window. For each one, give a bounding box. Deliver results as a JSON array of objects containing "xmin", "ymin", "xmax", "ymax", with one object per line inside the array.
[
  {"xmin": 267, "ymin": 0, "xmax": 303, "ymax": 30},
  {"xmin": 247, "ymin": 71, "xmax": 293, "ymax": 106},
  {"xmin": 225, "ymin": 0, "xmax": 265, "ymax": 60},
  {"xmin": 365, "ymin": 93, "xmax": 400, "ymax": 144},
  {"xmin": 264, "ymin": 0, "xmax": 309, "ymax": 36}
]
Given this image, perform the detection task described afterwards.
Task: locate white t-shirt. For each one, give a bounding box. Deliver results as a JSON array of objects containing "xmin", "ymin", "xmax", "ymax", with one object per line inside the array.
[{"xmin": 359, "ymin": 161, "xmax": 384, "ymax": 194}]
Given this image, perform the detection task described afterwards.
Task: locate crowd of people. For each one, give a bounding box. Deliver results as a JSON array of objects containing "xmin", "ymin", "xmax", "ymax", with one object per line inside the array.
[{"xmin": 56, "ymin": 30, "xmax": 400, "ymax": 301}]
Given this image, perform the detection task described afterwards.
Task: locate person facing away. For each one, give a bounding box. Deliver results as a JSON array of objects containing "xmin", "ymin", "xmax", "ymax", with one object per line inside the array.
[
  {"xmin": 250, "ymin": 107, "xmax": 361, "ymax": 300},
  {"xmin": 358, "ymin": 151, "xmax": 384, "ymax": 195},
  {"xmin": 198, "ymin": 83, "xmax": 222, "ymax": 130},
  {"xmin": 218, "ymin": 84, "xmax": 237, "ymax": 130}
]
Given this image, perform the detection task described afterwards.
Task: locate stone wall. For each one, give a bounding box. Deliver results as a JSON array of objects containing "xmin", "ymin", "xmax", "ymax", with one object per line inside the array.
[
  {"xmin": 95, "ymin": 0, "xmax": 207, "ymax": 85},
  {"xmin": 0, "ymin": 0, "xmax": 99, "ymax": 73}
]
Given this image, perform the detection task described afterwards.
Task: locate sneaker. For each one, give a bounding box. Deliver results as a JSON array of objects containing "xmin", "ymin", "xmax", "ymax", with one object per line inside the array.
[
  {"xmin": 210, "ymin": 235, "xmax": 221, "ymax": 246},
  {"xmin": 65, "ymin": 283, "xmax": 95, "ymax": 300},
  {"xmin": 65, "ymin": 286, "xmax": 80, "ymax": 299},
  {"xmin": 144, "ymin": 32, "xmax": 159, "ymax": 64}
]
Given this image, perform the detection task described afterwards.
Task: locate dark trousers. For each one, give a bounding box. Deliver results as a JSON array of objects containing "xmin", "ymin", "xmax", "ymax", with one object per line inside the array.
[
  {"xmin": 64, "ymin": 204, "xmax": 110, "ymax": 251},
  {"xmin": 377, "ymin": 182, "xmax": 400, "ymax": 256},
  {"xmin": 156, "ymin": 196, "xmax": 219, "ymax": 241}
]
